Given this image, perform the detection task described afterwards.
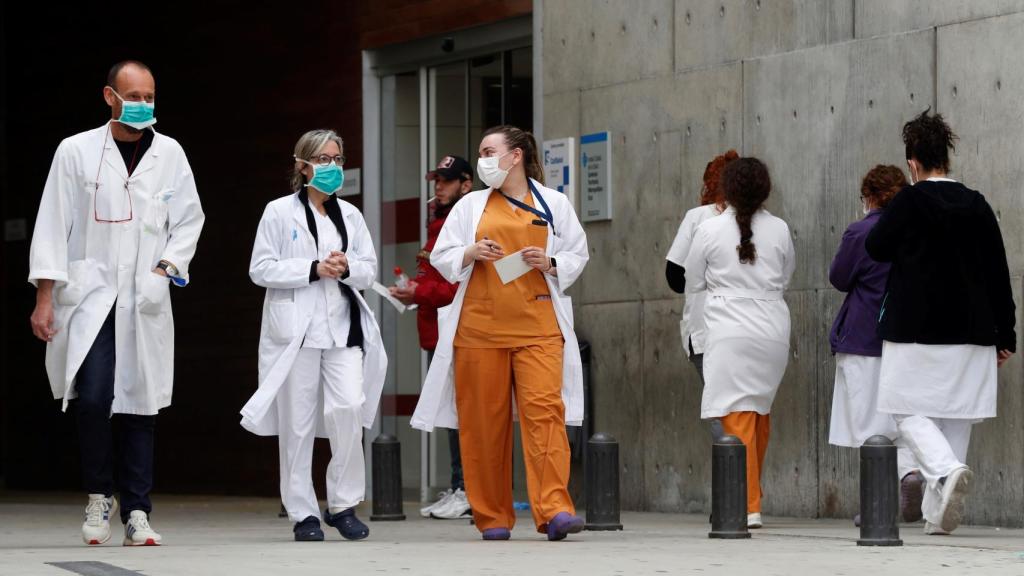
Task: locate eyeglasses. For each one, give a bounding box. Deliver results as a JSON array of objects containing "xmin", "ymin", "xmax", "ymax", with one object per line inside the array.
[
  {"xmin": 94, "ymin": 181, "xmax": 134, "ymax": 224},
  {"xmin": 309, "ymin": 154, "xmax": 345, "ymax": 166}
]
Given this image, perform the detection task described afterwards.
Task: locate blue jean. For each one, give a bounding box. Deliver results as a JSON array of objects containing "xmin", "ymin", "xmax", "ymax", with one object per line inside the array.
[
  {"xmin": 74, "ymin": 308, "xmax": 156, "ymax": 523},
  {"xmin": 427, "ymin": 349, "xmax": 464, "ymax": 491}
]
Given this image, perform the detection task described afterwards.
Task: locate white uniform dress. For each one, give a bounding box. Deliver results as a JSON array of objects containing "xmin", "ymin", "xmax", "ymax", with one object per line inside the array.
[
  {"xmin": 830, "ymin": 354, "xmax": 897, "ymax": 446},
  {"xmin": 665, "ymin": 204, "xmax": 723, "ymax": 357},
  {"xmin": 876, "ymin": 177, "xmax": 997, "ymax": 425},
  {"xmin": 684, "ymin": 208, "xmax": 795, "ymax": 419}
]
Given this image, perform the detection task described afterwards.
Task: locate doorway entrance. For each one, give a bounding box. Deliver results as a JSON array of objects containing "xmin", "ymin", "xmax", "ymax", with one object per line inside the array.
[{"xmin": 366, "ymin": 22, "xmax": 533, "ymax": 499}]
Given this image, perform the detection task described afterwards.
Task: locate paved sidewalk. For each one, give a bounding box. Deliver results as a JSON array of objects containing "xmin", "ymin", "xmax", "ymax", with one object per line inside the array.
[{"xmin": 0, "ymin": 493, "xmax": 1021, "ymax": 575}]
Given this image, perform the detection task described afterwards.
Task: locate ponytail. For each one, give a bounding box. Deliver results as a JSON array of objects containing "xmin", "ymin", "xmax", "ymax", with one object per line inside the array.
[
  {"xmin": 735, "ymin": 211, "xmax": 757, "ymax": 264},
  {"xmin": 482, "ymin": 125, "xmax": 545, "ymax": 185}
]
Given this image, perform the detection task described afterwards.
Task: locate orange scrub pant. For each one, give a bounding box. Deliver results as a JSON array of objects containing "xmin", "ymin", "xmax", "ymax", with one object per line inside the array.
[
  {"xmin": 720, "ymin": 411, "xmax": 771, "ymax": 513},
  {"xmin": 454, "ymin": 339, "xmax": 574, "ymax": 531}
]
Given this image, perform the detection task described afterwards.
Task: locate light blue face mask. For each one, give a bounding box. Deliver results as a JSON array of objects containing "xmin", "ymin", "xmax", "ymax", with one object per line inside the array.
[
  {"xmin": 111, "ymin": 89, "xmax": 156, "ymax": 129},
  {"xmin": 302, "ymin": 160, "xmax": 345, "ymax": 195}
]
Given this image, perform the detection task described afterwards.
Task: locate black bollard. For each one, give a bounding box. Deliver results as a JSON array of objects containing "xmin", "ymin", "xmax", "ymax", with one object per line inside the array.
[
  {"xmin": 370, "ymin": 434, "xmax": 406, "ymax": 521},
  {"xmin": 857, "ymin": 435, "xmax": 902, "ymax": 546},
  {"xmin": 584, "ymin": 433, "xmax": 623, "ymax": 531},
  {"xmin": 709, "ymin": 435, "xmax": 750, "ymax": 539}
]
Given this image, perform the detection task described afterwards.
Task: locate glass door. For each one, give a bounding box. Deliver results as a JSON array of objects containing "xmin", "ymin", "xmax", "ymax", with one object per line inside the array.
[{"xmin": 377, "ymin": 46, "xmax": 533, "ymax": 499}]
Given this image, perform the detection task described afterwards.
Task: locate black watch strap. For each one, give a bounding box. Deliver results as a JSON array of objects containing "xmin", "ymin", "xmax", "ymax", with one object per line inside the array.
[{"xmin": 549, "ymin": 257, "xmax": 557, "ymax": 270}]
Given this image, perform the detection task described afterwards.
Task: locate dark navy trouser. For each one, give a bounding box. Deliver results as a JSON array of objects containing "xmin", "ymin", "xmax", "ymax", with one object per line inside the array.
[{"xmin": 75, "ymin": 308, "xmax": 155, "ymax": 523}]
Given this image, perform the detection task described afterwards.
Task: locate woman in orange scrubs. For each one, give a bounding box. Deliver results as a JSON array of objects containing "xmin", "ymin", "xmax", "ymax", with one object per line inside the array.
[{"xmin": 413, "ymin": 125, "xmax": 590, "ymax": 541}]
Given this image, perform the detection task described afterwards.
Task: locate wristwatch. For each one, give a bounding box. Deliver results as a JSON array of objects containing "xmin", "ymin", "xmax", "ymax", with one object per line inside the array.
[
  {"xmin": 549, "ymin": 257, "xmax": 557, "ymax": 271},
  {"xmin": 157, "ymin": 260, "xmax": 179, "ymax": 277}
]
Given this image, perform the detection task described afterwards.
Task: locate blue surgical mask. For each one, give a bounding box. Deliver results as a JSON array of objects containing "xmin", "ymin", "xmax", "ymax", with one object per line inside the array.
[
  {"xmin": 300, "ymin": 158, "xmax": 345, "ymax": 195},
  {"xmin": 111, "ymin": 90, "xmax": 156, "ymax": 129}
]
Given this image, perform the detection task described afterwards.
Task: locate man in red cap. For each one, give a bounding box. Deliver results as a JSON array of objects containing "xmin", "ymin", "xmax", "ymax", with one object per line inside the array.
[{"xmin": 391, "ymin": 155, "xmax": 473, "ymax": 519}]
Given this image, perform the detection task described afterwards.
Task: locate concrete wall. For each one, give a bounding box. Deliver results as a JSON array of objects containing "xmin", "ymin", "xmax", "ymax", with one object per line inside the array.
[{"xmin": 542, "ymin": 0, "xmax": 1024, "ymax": 526}]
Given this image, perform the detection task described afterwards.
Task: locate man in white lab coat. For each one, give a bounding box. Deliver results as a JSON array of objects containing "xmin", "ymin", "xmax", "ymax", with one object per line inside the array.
[{"xmin": 28, "ymin": 60, "xmax": 205, "ymax": 547}]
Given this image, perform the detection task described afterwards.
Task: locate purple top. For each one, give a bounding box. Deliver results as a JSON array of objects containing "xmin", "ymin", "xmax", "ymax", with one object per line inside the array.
[{"xmin": 829, "ymin": 209, "xmax": 890, "ymax": 356}]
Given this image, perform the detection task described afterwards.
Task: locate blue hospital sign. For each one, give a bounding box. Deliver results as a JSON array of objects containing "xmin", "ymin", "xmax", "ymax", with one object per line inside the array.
[
  {"xmin": 580, "ymin": 131, "xmax": 612, "ymax": 222},
  {"xmin": 542, "ymin": 137, "xmax": 575, "ymax": 206}
]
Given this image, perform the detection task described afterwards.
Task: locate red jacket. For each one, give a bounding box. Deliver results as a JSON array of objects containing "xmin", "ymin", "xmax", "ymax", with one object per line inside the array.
[{"xmin": 412, "ymin": 211, "xmax": 459, "ymax": 350}]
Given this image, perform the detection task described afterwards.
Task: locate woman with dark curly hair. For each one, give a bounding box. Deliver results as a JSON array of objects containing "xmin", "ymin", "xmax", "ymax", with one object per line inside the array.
[
  {"xmin": 684, "ymin": 157, "xmax": 795, "ymax": 529},
  {"xmin": 665, "ymin": 150, "xmax": 739, "ymax": 440},
  {"xmin": 828, "ymin": 165, "xmax": 925, "ymax": 525},
  {"xmin": 866, "ymin": 110, "xmax": 1016, "ymax": 536}
]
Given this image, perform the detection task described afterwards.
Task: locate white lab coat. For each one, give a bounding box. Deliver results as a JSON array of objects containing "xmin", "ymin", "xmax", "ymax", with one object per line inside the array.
[
  {"xmin": 240, "ymin": 193, "xmax": 387, "ymax": 435},
  {"xmin": 410, "ymin": 180, "xmax": 589, "ymax": 431},
  {"xmin": 878, "ymin": 342, "xmax": 996, "ymax": 420},
  {"xmin": 684, "ymin": 207, "xmax": 795, "ymax": 418},
  {"xmin": 665, "ymin": 203, "xmax": 724, "ymax": 356},
  {"xmin": 28, "ymin": 122, "xmax": 205, "ymax": 415}
]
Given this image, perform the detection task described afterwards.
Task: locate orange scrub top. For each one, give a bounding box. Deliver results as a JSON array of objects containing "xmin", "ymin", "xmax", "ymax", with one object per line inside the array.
[{"xmin": 455, "ymin": 191, "xmax": 562, "ymax": 348}]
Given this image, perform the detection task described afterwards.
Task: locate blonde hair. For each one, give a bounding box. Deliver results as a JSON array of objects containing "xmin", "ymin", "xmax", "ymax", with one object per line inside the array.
[{"xmin": 290, "ymin": 129, "xmax": 344, "ymax": 191}]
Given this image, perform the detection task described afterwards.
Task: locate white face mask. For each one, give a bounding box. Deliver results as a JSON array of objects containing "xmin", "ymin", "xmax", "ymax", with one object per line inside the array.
[{"xmin": 477, "ymin": 151, "xmax": 512, "ymax": 189}]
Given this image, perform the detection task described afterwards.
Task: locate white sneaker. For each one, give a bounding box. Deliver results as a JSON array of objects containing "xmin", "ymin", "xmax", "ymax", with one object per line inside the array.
[
  {"xmin": 924, "ymin": 521, "xmax": 949, "ymax": 535},
  {"xmin": 746, "ymin": 513, "xmax": 763, "ymax": 529},
  {"xmin": 82, "ymin": 494, "xmax": 118, "ymax": 545},
  {"xmin": 123, "ymin": 510, "xmax": 162, "ymax": 546},
  {"xmin": 430, "ymin": 488, "xmax": 471, "ymax": 520},
  {"xmin": 419, "ymin": 489, "xmax": 454, "ymax": 518},
  {"xmin": 937, "ymin": 466, "xmax": 973, "ymax": 534}
]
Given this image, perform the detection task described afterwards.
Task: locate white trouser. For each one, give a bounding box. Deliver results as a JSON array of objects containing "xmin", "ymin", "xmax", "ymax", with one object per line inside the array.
[
  {"xmin": 896, "ymin": 445, "xmax": 920, "ymax": 482},
  {"xmin": 278, "ymin": 346, "xmax": 366, "ymax": 523},
  {"xmin": 893, "ymin": 415, "xmax": 972, "ymax": 524}
]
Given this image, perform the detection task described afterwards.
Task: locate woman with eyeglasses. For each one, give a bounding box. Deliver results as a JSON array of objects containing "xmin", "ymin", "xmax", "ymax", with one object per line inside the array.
[
  {"xmin": 412, "ymin": 125, "xmax": 590, "ymax": 541},
  {"xmin": 241, "ymin": 129, "xmax": 387, "ymax": 542}
]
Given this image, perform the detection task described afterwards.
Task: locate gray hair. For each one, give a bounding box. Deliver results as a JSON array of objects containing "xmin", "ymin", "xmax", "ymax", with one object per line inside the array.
[{"xmin": 291, "ymin": 129, "xmax": 344, "ymax": 191}]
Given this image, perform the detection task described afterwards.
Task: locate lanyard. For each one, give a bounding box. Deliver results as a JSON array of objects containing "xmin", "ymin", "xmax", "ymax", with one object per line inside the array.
[{"xmin": 502, "ymin": 179, "xmax": 556, "ymax": 235}]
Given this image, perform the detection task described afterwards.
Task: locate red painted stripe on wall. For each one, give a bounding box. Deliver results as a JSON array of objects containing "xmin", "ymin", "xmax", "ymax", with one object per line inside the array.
[
  {"xmin": 381, "ymin": 198, "xmax": 422, "ymax": 245},
  {"xmin": 381, "ymin": 394, "xmax": 420, "ymax": 417}
]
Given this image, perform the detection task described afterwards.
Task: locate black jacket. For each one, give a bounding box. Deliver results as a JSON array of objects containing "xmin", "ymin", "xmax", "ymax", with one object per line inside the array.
[{"xmin": 865, "ymin": 180, "xmax": 1016, "ymax": 352}]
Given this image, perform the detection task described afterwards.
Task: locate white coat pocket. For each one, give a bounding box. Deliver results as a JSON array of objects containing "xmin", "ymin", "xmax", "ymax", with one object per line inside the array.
[
  {"xmin": 143, "ymin": 197, "xmax": 170, "ymax": 236},
  {"xmin": 267, "ymin": 300, "xmax": 296, "ymax": 344},
  {"xmin": 55, "ymin": 259, "xmax": 90, "ymax": 307},
  {"xmin": 137, "ymin": 272, "xmax": 170, "ymax": 314}
]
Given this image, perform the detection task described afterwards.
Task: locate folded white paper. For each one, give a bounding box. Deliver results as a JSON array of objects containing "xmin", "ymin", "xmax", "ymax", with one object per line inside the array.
[
  {"xmin": 372, "ymin": 281, "xmax": 417, "ymax": 313},
  {"xmin": 494, "ymin": 250, "xmax": 533, "ymax": 285}
]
